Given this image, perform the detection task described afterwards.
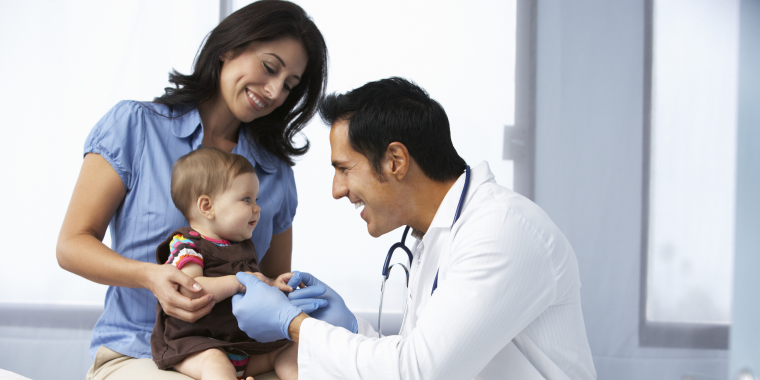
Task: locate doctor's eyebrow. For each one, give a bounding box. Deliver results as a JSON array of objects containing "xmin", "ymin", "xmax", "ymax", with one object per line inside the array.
[{"xmin": 264, "ymin": 53, "xmax": 302, "ymax": 81}]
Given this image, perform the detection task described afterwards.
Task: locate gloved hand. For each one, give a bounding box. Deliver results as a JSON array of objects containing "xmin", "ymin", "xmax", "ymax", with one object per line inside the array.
[
  {"xmin": 291, "ymin": 298, "xmax": 327, "ymax": 314},
  {"xmin": 287, "ymin": 272, "xmax": 358, "ymax": 333},
  {"xmin": 231, "ymin": 272, "xmax": 304, "ymax": 342}
]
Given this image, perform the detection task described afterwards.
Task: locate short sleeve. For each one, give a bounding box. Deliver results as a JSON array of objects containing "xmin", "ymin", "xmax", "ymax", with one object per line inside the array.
[
  {"xmin": 165, "ymin": 234, "xmax": 204, "ymax": 270},
  {"xmin": 83, "ymin": 100, "xmax": 147, "ymax": 190},
  {"xmin": 272, "ymin": 164, "xmax": 298, "ymax": 235}
]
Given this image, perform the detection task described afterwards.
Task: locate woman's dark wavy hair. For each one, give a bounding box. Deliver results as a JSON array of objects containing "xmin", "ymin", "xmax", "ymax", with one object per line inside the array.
[{"xmin": 153, "ymin": 0, "xmax": 327, "ymax": 165}]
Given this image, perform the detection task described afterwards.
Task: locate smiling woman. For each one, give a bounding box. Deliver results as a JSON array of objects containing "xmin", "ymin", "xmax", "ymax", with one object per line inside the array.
[
  {"xmin": 153, "ymin": 1, "xmax": 327, "ymax": 164},
  {"xmin": 52, "ymin": 1, "xmax": 328, "ymax": 379},
  {"xmin": 214, "ymin": 38, "xmax": 308, "ymax": 127}
]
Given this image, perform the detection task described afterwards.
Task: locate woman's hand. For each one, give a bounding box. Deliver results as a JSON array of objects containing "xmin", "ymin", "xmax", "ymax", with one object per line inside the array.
[
  {"xmin": 143, "ymin": 263, "xmax": 215, "ymax": 323},
  {"xmin": 58, "ymin": 154, "xmax": 215, "ymax": 324}
]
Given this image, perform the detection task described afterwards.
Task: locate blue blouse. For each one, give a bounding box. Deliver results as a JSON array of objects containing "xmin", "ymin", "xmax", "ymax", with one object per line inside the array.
[{"xmin": 84, "ymin": 101, "xmax": 298, "ymax": 359}]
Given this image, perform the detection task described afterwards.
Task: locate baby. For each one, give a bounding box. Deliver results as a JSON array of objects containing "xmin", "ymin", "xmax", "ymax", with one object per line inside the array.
[{"xmin": 151, "ymin": 147, "xmax": 298, "ymax": 380}]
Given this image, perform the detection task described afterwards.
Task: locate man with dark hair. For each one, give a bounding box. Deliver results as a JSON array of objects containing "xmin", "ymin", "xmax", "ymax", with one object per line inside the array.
[
  {"xmin": 232, "ymin": 78, "xmax": 597, "ymax": 379},
  {"xmin": 318, "ymin": 77, "xmax": 467, "ymax": 183}
]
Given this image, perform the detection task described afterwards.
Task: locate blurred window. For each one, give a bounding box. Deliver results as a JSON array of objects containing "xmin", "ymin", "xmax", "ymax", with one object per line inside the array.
[{"xmin": 642, "ymin": 0, "xmax": 739, "ymax": 348}]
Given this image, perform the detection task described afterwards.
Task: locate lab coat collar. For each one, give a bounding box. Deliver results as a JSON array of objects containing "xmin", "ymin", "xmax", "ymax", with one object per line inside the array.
[
  {"xmin": 425, "ymin": 161, "xmax": 494, "ymax": 233},
  {"xmin": 168, "ymin": 105, "xmax": 278, "ymax": 174}
]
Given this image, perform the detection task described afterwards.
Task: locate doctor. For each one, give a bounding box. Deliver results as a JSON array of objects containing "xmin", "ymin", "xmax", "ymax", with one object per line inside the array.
[{"xmin": 232, "ymin": 77, "xmax": 597, "ymax": 379}]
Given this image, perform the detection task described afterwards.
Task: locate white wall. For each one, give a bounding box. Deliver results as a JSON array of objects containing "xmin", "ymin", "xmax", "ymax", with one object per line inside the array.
[{"xmin": 0, "ymin": 0, "xmax": 219, "ymax": 305}]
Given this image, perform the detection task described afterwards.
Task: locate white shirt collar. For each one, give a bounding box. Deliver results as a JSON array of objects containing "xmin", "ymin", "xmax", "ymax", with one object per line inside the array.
[{"xmin": 425, "ymin": 161, "xmax": 495, "ymax": 233}]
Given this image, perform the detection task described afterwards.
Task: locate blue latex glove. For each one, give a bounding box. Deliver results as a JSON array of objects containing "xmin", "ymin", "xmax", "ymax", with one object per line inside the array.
[
  {"xmin": 231, "ymin": 272, "xmax": 304, "ymax": 342},
  {"xmin": 288, "ymin": 272, "xmax": 358, "ymax": 333},
  {"xmin": 286, "ymin": 271, "xmax": 328, "ymax": 314},
  {"xmin": 290, "ymin": 298, "xmax": 326, "ymax": 314}
]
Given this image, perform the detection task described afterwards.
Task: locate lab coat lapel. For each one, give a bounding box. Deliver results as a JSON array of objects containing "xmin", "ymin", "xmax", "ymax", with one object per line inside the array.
[{"xmin": 405, "ymin": 162, "xmax": 496, "ymax": 335}]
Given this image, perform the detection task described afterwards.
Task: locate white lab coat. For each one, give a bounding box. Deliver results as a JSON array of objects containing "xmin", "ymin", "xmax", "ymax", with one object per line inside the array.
[{"xmin": 297, "ymin": 162, "xmax": 596, "ymax": 380}]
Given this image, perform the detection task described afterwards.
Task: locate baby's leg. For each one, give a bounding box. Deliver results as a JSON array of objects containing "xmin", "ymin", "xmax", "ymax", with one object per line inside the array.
[
  {"xmin": 244, "ymin": 343, "xmax": 296, "ymax": 380},
  {"xmin": 272, "ymin": 343, "xmax": 298, "ymax": 380},
  {"xmin": 173, "ymin": 349, "xmax": 238, "ymax": 380}
]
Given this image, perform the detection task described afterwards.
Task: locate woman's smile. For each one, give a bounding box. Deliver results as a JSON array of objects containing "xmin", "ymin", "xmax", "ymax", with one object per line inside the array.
[{"xmin": 245, "ymin": 88, "xmax": 268, "ymax": 111}]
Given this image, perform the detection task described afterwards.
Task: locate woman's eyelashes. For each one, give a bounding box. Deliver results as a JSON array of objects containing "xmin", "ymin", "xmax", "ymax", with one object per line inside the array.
[
  {"xmin": 262, "ymin": 62, "xmax": 293, "ymax": 92},
  {"xmin": 263, "ymin": 62, "xmax": 276, "ymax": 74}
]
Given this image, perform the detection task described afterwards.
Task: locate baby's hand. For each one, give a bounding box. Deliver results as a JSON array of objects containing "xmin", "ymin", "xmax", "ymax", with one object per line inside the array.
[
  {"xmin": 238, "ymin": 271, "xmax": 294, "ymax": 293},
  {"xmin": 240, "ymin": 272, "xmax": 293, "ymax": 293},
  {"xmin": 271, "ymin": 272, "xmax": 296, "ymax": 293}
]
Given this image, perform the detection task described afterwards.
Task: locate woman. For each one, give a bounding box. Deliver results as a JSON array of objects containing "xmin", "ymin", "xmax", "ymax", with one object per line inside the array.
[{"xmin": 56, "ymin": 1, "xmax": 327, "ymax": 379}]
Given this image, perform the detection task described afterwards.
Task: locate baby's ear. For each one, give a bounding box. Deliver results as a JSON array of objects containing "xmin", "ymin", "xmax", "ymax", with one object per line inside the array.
[{"xmin": 197, "ymin": 195, "xmax": 214, "ymax": 220}]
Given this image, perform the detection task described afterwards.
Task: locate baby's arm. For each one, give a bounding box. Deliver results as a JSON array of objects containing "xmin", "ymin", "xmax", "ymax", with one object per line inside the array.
[
  {"xmin": 188, "ymin": 271, "xmax": 295, "ymax": 302},
  {"xmin": 166, "ymin": 234, "xmax": 242, "ymax": 303},
  {"xmin": 179, "ymin": 263, "xmax": 242, "ymax": 303}
]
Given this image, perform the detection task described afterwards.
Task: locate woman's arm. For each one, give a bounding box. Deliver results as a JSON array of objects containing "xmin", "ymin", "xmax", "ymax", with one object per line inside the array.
[
  {"xmin": 257, "ymin": 226, "xmax": 293, "ymax": 278},
  {"xmin": 56, "ymin": 153, "xmax": 214, "ymax": 322}
]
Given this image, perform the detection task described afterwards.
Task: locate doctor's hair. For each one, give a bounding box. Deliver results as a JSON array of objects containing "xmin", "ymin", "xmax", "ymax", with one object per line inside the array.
[
  {"xmin": 153, "ymin": 0, "xmax": 328, "ymax": 166},
  {"xmin": 319, "ymin": 77, "xmax": 466, "ymax": 182},
  {"xmin": 171, "ymin": 148, "xmax": 256, "ymax": 221}
]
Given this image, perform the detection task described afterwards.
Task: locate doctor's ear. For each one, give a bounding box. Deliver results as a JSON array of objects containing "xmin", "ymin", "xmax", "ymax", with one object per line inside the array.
[
  {"xmin": 197, "ymin": 195, "xmax": 215, "ymax": 220},
  {"xmin": 385, "ymin": 142, "xmax": 409, "ymax": 180}
]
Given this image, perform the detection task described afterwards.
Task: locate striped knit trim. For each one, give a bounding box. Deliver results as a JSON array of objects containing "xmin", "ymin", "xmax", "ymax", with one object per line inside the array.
[
  {"xmin": 175, "ymin": 255, "xmax": 204, "ymax": 270},
  {"xmin": 167, "ymin": 247, "xmax": 204, "ymax": 269}
]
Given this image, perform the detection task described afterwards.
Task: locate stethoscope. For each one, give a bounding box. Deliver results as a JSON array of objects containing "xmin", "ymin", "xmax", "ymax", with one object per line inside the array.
[{"xmin": 377, "ymin": 165, "xmax": 471, "ymax": 337}]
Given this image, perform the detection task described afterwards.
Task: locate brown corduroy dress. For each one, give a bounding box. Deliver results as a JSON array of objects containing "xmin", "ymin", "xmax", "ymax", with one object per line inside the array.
[{"xmin": 150, "ymin": 227, "xmax": 287, "ymax": 369}]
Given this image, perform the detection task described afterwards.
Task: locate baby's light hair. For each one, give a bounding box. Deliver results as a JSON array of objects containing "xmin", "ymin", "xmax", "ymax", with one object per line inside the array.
[{"xmin": 171, "ymin": 148, "xmax": 256, "ymax": 220}]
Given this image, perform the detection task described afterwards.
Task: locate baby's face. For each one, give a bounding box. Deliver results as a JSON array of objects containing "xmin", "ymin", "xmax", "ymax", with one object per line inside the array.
[{"xmin": 211, "ymin": 172, "xmax": 261, "ymax": 242}]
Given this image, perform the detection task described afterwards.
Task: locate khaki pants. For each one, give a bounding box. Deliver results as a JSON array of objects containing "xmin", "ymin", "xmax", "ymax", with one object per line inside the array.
[{"xmin": 87, "ymin": 346, "xmax": 281, "ymax": 380}]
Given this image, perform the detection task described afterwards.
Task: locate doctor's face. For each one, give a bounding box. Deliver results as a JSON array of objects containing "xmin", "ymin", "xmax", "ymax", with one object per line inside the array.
[{"xmin": 330, "ymin": 120, "xmax": 401, "ymax": 237}]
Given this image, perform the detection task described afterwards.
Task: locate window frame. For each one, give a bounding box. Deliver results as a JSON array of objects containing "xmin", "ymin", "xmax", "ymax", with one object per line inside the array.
[{"xmin": 504, "ymin": 0, "xmax": 537, "ymax": 200}]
